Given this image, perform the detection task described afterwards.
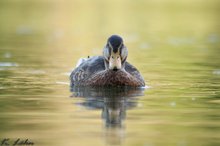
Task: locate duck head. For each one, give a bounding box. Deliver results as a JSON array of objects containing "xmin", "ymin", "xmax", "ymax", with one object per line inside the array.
[{"xmin": 103, "ymin": 35, "xmax": 128, "ymax": 71}]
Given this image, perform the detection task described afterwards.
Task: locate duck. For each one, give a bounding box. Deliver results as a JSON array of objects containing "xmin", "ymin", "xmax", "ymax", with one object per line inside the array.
[{"xmin": 70, "ymin": 35, "xmax": 145, "ymax": 87}]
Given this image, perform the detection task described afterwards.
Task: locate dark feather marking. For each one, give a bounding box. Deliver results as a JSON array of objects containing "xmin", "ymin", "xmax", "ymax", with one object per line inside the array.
[{"xmin": 108, "ymin": 35, "xmax": 123, "ymax": 53}]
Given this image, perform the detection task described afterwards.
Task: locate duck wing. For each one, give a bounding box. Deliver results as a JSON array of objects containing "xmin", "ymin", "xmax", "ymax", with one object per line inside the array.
[
  {"xmin": 70, "ymin": 56, "xmax": 105, "ymax": 86},
  {"xmin": 125, "ymin": 62, "xmax": 145, "ymax": 86}
]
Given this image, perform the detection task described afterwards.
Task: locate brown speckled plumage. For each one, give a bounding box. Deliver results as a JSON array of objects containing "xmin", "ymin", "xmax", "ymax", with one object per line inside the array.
[
  {"xmin": 85, "ymin": 70, "xmax": 144, "ymax": 86},
  {"xmin": 70, "ymin": 56, "xmax": 145, "ymax": 87}
]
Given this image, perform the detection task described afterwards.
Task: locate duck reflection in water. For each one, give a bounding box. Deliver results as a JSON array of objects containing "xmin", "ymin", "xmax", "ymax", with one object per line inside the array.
[
  {"xmin": 71, "ymin": 86, "xmax": 145, "ymax": 145},
  {"xmin": 71, "ymin": 86, "xmax": 144, "ymax": 127}
]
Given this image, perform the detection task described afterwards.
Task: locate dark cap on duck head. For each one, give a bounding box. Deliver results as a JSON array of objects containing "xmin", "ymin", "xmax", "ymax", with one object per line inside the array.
[{"xmin": 107, "ymin": 35, "xmax": 123, "ymax": 53}]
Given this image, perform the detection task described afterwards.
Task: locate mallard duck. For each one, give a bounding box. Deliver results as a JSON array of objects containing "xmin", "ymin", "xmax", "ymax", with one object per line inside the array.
[{"xmin": 70, "ymin": 35, "xmax": 145, "ymax": 87}]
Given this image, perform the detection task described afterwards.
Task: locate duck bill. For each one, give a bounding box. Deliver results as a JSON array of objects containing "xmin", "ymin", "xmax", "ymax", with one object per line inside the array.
[{"xmin": 109, "ymin": 53, "xmax": 122, "ymax": 70}]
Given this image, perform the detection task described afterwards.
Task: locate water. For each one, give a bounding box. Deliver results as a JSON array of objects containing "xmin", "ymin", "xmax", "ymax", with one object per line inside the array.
[{"xmin": 0, "ymin": 0, "xmax": 220, "ymax": 146}]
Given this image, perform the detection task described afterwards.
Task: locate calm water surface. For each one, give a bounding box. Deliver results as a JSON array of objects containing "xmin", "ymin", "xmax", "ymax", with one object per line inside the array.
[{"xmin": 0, "ymin": 0, "xmax": 220, "ymax": 146}]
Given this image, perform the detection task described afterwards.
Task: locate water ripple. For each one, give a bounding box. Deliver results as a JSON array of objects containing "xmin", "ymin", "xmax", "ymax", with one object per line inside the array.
[{"xmin": 0, "ymin": 62, "xmax": 18, "ymax": 67}]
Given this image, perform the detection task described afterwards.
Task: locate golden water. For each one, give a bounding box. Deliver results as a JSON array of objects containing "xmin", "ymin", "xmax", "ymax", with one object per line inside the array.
[{"xmin": 0, "ymin": 0, "xmax": 220, "ymax": 145}]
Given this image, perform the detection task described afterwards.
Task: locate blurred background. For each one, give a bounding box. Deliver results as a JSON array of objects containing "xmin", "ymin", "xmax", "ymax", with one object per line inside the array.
[{"xmin": 0, "ymin": 0, "xmax": 220, "ymax": 146}]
